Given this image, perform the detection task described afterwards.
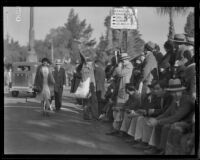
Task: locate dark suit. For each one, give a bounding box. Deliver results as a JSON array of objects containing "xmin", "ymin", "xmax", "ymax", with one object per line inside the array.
[{"xmin": 53, "ymin": 67, "xmax": 66, "ymax": 110}]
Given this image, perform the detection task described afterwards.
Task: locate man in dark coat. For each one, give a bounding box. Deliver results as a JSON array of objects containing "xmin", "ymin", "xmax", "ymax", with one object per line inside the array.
[
  {"xmin": 53, "ymin": 59, "xmax": 66, "ymax": 111},
  {"xmin": 94, "ymin": 59, "xmax": 105, "ymax": 116},
  {"xmin": 144, "ymin": 78, "xmax": 194, "ymax": 154}
]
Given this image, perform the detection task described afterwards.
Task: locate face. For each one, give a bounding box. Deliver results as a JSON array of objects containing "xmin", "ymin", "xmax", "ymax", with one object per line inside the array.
[
  {"xmin": 171, "ymin": 91, "xmax": 183, "ymax": 102},
  {"xmin": 42, "ymin": 61, "xmax": 48, "ymax": 66},
  {"xmin": 56, "ymin": 64, "xmax": 61, "ymax": 69},
  {"xmin": 153, "ymin": 84, "xmax": 164, "ymax": 97}
]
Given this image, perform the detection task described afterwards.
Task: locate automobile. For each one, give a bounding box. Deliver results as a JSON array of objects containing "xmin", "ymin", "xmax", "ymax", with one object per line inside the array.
[{"xmin": 10, "ymin": 62, "xmax": 40, "ymax": 97}]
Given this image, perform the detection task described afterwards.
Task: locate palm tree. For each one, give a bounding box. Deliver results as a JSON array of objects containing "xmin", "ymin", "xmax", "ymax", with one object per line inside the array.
[{"xmin": 156, "ymin": 7, "xmax": 190, "ymax": 39}]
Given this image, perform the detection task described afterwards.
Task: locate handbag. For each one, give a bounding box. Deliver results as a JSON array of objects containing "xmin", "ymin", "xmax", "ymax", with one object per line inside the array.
[{"xmin": 74, "ymin": 77, "xmax": 90, "ymax": 98}]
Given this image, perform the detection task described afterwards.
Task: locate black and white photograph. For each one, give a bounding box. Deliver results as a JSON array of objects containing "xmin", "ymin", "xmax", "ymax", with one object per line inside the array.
[{"xmin": 3, "ymin": 5, "xmax": 197, "ymax": 156}]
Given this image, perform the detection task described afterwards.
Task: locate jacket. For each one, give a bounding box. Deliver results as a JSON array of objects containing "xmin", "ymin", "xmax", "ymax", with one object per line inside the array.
[
  {"xmin": 112, "ymin": 61, "xmax": 133, "ymax": 103},
  {"xmin": 34, "ymin": 65, "xmax": 55, "ymax": 93},
  {"xmin": 157, "ymin": 94, "xmax": 194, "ymax": 125},
  {"xmin": 94, "ymin": 66, "xmax": 105, "ymax": 98},
  {"xmin": 53, "ymin": 67, "xmax": 66, "ymax": 91},
  {"xmin": 142, "ymin": 52, "xmax": 158, "ymax": 84}
]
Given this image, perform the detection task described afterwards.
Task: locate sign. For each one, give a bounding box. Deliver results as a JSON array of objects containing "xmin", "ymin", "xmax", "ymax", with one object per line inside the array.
[{"xmin": 111, "ymin": 7, "xmax": 138, "ymax": 29}]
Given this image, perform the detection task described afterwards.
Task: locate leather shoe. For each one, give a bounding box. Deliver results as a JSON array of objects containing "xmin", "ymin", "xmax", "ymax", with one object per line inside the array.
[
  {"xmin": 132, "ymin": 142, "xmax": 149, "ymax": 149},
  {"xmin": 144, "ymin": 147, "xmax": 163, "ymax": 155},
  {"xmin": 106, "ymin": 130, "xmax": 119, "ymax": 135}
]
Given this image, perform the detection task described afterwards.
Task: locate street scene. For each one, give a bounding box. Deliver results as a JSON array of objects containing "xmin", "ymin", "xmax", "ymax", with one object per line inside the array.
[{"xmin": 4, "ymin": 7, "xmax": 197, "ymax": 155}]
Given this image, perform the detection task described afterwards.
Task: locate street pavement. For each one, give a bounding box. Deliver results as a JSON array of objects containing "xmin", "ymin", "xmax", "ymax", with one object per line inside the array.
[{"xmin": 4, "ymin": 88, "xmax": 144, "ymax": 154}]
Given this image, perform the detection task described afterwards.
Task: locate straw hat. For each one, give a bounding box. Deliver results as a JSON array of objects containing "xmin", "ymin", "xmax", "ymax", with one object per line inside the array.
[
  {"xmin": 55, "ymin": 59, "xmax": 63, "ymax": 65},
  {"xmin": 165, "ymin": 78, "xmax": 186, "ymax": 92},
  {"xmin": 119, "ymin": 53, "xmax": 130, "ymax": 61},
  {"xmin": 169, "ymin": 34, "xmax": 187, "ymax": 44}
]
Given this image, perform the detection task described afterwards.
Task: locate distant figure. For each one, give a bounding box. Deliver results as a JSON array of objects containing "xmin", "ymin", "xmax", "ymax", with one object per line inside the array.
[{"xmin": 53, "ymin": 59, "xmax": 66, "ymax": 112}]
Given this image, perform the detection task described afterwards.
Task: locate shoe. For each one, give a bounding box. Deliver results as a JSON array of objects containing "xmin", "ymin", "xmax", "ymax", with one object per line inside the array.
[
  {"xmin": 106, "ymin": 130, "xmax": 119, "ymax": 135},
  {"xmin": 144, "ymin": 147, "xmax": 162, "ymax": 155},
  {"xmin": 125, "ymin": 138, "xmax": 138, "ymax": 144},
  {"xmin": 132, "ymin": 142, "xmax": 149, "ymax": 149}
]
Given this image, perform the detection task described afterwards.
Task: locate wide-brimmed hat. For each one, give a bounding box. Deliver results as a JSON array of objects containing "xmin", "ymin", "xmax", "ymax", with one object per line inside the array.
[
  {"xmin": 165, "ymin": 78, "xmax": 186, "ymax": 92},
  {"xmin": 119, "ymin": 53, "xmax": 130, "ymax": 61},
  {"xmin": 55, "ymin": 59, "xmax": 63, "ymax": 65},
  {"xmin": 186, "ymin": 36, "xmax": 194, "ymax": 46},
  {"xmin": 169, "ymin": 34, "xmax": 187, "ymax": 44}
]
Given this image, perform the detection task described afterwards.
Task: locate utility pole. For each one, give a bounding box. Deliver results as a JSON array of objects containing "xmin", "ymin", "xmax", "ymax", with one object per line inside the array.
[
  {"xmin": 50, "ymin": 39, "xmax": 54, "ymax": 63},
  {"xmin": 27, "ymin": 7, "xmax": 38, "ymax": 62}
]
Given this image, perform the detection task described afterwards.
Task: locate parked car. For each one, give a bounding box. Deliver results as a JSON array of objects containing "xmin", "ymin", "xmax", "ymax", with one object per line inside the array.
[{"xmin": 10, "ymin": 62, "xmax": 40, "ymax": 97}]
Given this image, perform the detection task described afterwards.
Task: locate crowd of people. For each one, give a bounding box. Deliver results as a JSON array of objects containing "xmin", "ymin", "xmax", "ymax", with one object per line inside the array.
[
  {"xmin": 71, "ymin": 33, "xmax": 196, "ymax": 155},
  {"xmin": 4, "ymin": 32, "xmax": 196, "ymax": 155}
]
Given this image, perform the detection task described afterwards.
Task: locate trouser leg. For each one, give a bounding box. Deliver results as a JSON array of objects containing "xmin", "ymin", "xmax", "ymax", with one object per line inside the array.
[{"xmin": 128, "ymin": 116, "xmax": 139, "ymax": 137}]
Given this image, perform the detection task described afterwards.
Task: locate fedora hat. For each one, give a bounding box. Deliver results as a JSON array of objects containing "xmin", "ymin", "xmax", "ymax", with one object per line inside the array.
[
  {"xmin": 55, "ymin": 59, "xmax": 63, "ymax": 65},
  {"xmin": 119, "ymin": 53, "xmax": 130, "ymax": 61},
  {"xmin": 169, "ymin": 34, "xmax": 187, "ymax": 43},
  {"xmin": 165, "ymin": 78, "xmax": 186, "ymax": 92},
  {"xmin": 186, "ymin": 36, "xmax": 194, "ymax": 46}
]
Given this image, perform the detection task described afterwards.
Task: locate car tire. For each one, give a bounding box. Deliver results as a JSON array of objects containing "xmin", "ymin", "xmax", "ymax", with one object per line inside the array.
[{"xmin": 12, "ymin": 91, "xmax": 19, "ymax": 97}]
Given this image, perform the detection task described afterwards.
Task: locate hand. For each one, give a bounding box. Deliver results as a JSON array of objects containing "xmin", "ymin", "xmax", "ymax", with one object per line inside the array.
[
  {"xmin": 147, "ymin": 118, "xmax": 158, "ymax": 126},
  {"xmin": 148, "ymin": 109, "xmax": 155, "ymax": 115},
  {"xmin": 63, "ymin": 85, "xmax": 66, "ymax": 88}
]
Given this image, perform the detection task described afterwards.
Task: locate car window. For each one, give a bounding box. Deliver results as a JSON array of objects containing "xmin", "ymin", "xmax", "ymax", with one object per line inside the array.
[{"xmin": 17, "ymin": 66, "xmax": 31, "ymax": 71}]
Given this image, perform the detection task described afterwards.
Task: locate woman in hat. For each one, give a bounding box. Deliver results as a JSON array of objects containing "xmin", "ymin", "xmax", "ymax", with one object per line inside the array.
[{"xmin": 34, "ymin": 58, "xmax": 55, "ymax": 115}]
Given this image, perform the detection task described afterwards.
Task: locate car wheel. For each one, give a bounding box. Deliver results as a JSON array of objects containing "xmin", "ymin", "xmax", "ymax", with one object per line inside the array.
[{"xmin": 12, "ymin": 91, "xmax": 19, "ymax": 97}]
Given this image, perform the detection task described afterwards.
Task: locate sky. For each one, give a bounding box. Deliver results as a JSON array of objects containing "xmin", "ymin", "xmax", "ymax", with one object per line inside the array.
[{"xmin": 3, "ymin": 7, "xmax": 194, "ymax": 53}]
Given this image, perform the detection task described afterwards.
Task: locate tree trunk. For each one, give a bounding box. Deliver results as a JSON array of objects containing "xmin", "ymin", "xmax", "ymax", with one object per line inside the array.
[{"xmin": 168, "ymin": 9, "xmax": 175, "ymax": 40}]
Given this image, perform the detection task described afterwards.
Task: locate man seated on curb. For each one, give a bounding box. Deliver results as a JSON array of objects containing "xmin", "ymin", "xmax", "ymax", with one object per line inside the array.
[
  {"xmin": 125, "ymin": 84, "xmax": 156, "ymax": 144},
  {"xmin": 130, "ymin": 80, "xmax": 172, "ymax": 149},
  {"xmin": 116, "ymin": 83, "xmax": 141, "ymax": 137},
  {"xmin": 144, "ymin": 78, "xmax": 194, "ymax": 155}
]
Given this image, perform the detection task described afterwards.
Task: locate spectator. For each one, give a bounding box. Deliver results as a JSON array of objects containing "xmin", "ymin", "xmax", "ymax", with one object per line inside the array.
[
  {"xmin": 153, "ymin": 44, "xmax": 164, "ymax": 65},
  {"xmin": 130, "ymin": 80, "xmax": 172, "ymax": 150},
  {"xmin": 144, "ymin": 78, "xmax": 194, "ymax": 155},
  {"xmin": 106, "ymin": 53, "xmax": 133, "ymax": 135},
  {"xmin": 94, "ymin": 59, "xmax": 106, "ymax": 116},
  {"xmin": 118, "ymin": 83, "xmax": 141, "ymax": 137},
  {"xmin": 52, "ymin": 59, "xmax": 66, "ymax": 112},
  {"xmin": 140, "ymin": 41, "xmax": 158, "ymax": 101}
]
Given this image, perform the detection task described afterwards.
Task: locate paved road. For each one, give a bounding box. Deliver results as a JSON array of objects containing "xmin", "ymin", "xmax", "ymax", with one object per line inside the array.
[{"xmin": 4, "ymin": 89, "xmax": 144, "ymax": 154}]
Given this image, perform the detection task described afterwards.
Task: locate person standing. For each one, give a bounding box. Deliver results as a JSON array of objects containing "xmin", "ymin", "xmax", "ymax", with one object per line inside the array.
[
  {"xmin": 34, "ymin": 58, "xmax": 55, "ymax": 111},
  {"xmin": 94, "ymin": 59, "xmax": 105, "ymax": 116},
  {"xmin": 53, "ymin": 59, "xmax": 66, "ymax": 112}
]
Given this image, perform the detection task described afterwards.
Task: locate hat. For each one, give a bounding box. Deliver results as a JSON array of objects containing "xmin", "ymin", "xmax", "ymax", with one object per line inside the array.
[
  {"xmin": 144, "ymin": 41, "xmax": 156, "ymax": 51},
  {"xmin": 73, "ymin": 38, "xmax": 82, "ymax": 44},
  {"xmin": 169, "ymin": 34, "xmax": 187, "ymax": 44},
  {"xmin": 55, "ymin": 59, "xmax": 63, "ymax": 65},
  {"xmin": 85, "ymin": 56, "xmax": 93, "ymax": 62},
  {"xmin": 165, "ymin": 78, "xmax": 186, "ymax": 92},
  {"xmin": 119, "ymin": 53, "xmax": 130, "ymax": 61},
  {"xmin": 41, "ymin": 58, "xmax": 50, "ymax": 64},
  {"xmin": 186, "ymin": 36, "xmax": 194, "ymax": 46}
]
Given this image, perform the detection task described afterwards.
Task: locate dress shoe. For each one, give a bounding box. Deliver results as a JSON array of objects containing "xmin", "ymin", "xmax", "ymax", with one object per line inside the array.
[
  {"xmin": 106, "ymin": 130, "xmax": 119, "ymax": 135},
  {"xmin": 132, "ymin": 142, "xmax": 149, "ymax": 149},
  {"xmin": 144, "ymin": 147, "xmax": 163, "ymax": 155}
]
